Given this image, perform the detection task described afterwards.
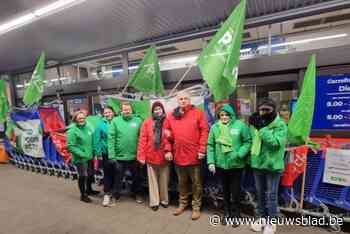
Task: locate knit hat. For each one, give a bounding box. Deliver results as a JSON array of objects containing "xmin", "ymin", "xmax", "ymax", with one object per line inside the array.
[{"xmin": 257, "ymin": 98, "xmax": 276, "ymax": 112}]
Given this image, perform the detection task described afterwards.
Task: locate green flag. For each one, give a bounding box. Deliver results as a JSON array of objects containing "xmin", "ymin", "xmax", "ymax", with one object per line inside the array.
[
  {"xmin": 288, "ymin": 55, "xmax": 316, "ymax": 145},
  {"xmin": 23, "ymin": 52, "xmax": 45, "ymax": 106},
  {"xmin": 127, "ymin": 46, "xmax": 164, "ymax": 96},
  {"xmin": 0, "ymin": 80, "xmax": 9, "ymax": 122},
  {"xmin": 197, "ymin": 0, "xmax": 246, "ymax": 102}
]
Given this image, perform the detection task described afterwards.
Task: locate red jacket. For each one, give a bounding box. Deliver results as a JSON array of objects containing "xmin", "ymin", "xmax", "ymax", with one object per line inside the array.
[
  {"xmin": 166, "ymin": 105, "xmax": 209, "ymax": 166},
  {"xmin": 137, "ymin": 118, "xmax": 172, "ymax": 165}
]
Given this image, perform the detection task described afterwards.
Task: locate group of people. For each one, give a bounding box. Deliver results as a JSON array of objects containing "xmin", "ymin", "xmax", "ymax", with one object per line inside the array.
[{"xmin": 67, "ymin": 91, "xmax": 287, "ymax": 234}]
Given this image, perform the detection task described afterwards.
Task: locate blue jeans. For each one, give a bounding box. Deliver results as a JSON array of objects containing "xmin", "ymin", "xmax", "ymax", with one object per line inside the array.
[{"xmin": 253, "ymin": 169, "xmax": 281, "ymax": 218}]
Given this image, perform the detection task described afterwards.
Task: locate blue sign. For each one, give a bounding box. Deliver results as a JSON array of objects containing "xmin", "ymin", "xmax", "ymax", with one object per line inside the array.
[{"xmin": 312, "ymin": 74, "xmax": 350, "ymax": 130}]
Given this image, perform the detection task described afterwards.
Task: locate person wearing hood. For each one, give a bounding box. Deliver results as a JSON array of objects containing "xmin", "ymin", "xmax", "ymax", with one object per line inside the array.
[
  {"xmin": 67, "ymin": 110, "xmax": 100, "ymax": 203},
  {"xmin": 207, "ymin": 104, "xmax": 252, "ymax": 227},
  {"xmin": 166, "ymin": 91, "xmax": 209, "ymax": 220},
  {"xmin": 108, "ymin": 102, "xmax": 144, "ymax": 203},
  {"xmin": 92, "ymin": 106, "xmax": 116, "ymax": 207},
  {"xmin": 249, "ymin": 98, "xmax": 287, "ymax": 234},
  {"xmin": 137, "ymin": 101, "xmax": 172, "ymax": 211}
]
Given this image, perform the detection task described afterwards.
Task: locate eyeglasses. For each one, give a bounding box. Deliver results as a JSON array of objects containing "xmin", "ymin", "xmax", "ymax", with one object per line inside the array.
[{"xmin": 219, "ymin": 113, "xmax": 229, "ymax": 117}]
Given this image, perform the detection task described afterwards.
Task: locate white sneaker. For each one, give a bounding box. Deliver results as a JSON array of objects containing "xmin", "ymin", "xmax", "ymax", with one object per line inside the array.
[
  {"xmin": 102, "ymin": 195, "xmax": 110, "ymax": 207},
  {"xmin": 250, "ymin": 218, "xmax": 266, "ymax": 232},
  {"xmin": 263, "ymin": 224, "xmax": 276, "ymax": 234}
]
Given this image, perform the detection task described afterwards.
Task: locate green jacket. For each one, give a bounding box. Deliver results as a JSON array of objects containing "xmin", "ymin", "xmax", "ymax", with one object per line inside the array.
[
  {"xmin": 92, "ymin": 118, "xmax": 111, "ymax": 157},
  {"xmin": 250, "ymin": 115, "xmax": 287, "ymax": 172},
  {"xmin": 207, "ymin": 104, "xmax": 252, "ymax": 169},
  {"xmin": 67, "ymin": 123, "xmax": 94, "ymax": 164},
  {"xmin": 108, "ymin": 115, "xmax": 142, "ymax": 161}
]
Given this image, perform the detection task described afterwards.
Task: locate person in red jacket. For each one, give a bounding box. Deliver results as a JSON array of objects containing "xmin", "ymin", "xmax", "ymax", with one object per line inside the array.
[
  {"xmin": 137, "ymin": 101, "xmax": 172, "ymax": 211},
  {"xmin": 166, "ymin": 91, "xmax": 209, "ymax": 220}
]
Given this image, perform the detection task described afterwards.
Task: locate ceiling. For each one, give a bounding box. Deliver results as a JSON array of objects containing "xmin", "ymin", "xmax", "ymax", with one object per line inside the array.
[{"xmin": 0, "ymin": 0, "xmax": 348, "ymax": 73}]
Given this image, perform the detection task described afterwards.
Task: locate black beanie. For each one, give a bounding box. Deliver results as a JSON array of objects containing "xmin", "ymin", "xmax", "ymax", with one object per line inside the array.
[{"xmin": 257, "ymin": 98, "xmax": 276, "ymax": 111}]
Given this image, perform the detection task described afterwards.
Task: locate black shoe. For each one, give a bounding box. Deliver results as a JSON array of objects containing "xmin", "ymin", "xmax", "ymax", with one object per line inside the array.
[
  {"xmin": 231, "ymin": 222, "xmax": 240, "ymax": 228},
  {"xmin": 160, "ymin": 203, "xmax": 168, "ymax": 208},
  {"xmin": 86, "ymin": 190, "xmax": 100, "ymax": 196},
  {"xmin": 230, "ymin": 215, "xmax": 240, "ymax": 228},
  {"xmin": 80, "ymin": 195, "xmax": 92, "ymax": 203},
  {"xmin": 135, "ymin": 195, "xmax": 144, "ymax": 204},
  {"xmin": 151, "ymin": 206, "xmax": 159, "ymax": 211},
  {"xmin": 113, "ymin": 194, "xmax": 121, "ymax": 202},
  {"xmin": 221, "ymin": 215, "xmax": 230, "ymax": 226}
]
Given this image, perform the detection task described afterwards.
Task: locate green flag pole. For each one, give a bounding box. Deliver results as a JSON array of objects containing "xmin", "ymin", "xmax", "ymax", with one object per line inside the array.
[
  {"xmin": 168, "ymin": 64, "xmax": 195, "ymax": 97},
  {"xmin": 297, "ymin": 55, "xmax": 316, "ymax": 210},
  {"xmin": 121, "ymin": 79, "xmax": 130, "ymax": 95}
]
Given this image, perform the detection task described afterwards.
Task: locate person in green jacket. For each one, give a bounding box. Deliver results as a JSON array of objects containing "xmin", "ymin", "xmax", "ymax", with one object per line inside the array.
[
  {"xmin": 108, "ymin": 102, "xmax": 144, "ymax": 203},
  {"xmin": 67, "ymin": 110, "xmax": 100, "ymax": 203},
  {"xmin": 207, "ymin": 104, "xmax": 252, "ymax": 227},
  {"xmin": 249, "ymin": 98, "xmax": 287, "ymax": 234},
  {"xmin": 92, "ymin": 106, "xmax": 116, "ymax": 207}
]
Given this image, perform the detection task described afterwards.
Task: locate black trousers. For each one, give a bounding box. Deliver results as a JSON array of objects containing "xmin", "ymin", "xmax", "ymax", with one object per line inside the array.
[
  {"xmin": 75, "ymin": 160, "xmax": 95, "ymax": 196},
  {"xmin": 102, "ymin": 154, "xmax": 114, "ymax": 194},
  {"xmin": 105, "ymin": 160, "xmax": 143, "ymax": 198},
  {"xmin": 217, "ymin": 168, "xmax": 243, "ymax": 218}
]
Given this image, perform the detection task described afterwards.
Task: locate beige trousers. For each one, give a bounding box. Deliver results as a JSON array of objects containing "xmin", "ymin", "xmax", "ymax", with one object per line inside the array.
[{"xmin": 147, "ymin": 164, "xmax": 170, "ymax": 207}]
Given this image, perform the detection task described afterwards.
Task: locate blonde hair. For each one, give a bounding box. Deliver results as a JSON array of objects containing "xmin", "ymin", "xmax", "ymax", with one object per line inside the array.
[
  {"xmin": 72, "ymin": 110, "xmax": 86, "ymax": 123},
  {"xmin": 120, "ymin": 101, "xmax": 133, "ymax": 111}
]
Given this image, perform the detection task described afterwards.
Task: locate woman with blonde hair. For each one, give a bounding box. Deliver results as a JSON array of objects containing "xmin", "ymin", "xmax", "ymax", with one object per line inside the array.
[{"xmin": 67, "ymin": 110, "xmax": 99, "ymax": 203}]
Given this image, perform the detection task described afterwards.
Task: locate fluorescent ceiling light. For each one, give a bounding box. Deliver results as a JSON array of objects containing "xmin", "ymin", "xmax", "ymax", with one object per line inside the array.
[
  {"xmin": 103, "ymin": 69, "xmax": 122, "ymax": 74},
  {"xmin": 0, "ymin": 0, "xmax": 86, "ymax": 36},
  {"xmin": 258, "ymin": 33, "xmax": 348, "ymax": 50},
  {"xmin": 34, "ymin": 0, "xmax": 86, "ymax": 16},
  {"xmin": 240, "ymin": 48, "xmax": 252, "ymax": 53},
  {"xmin": 0, "ymin": 13, "xmax": 35, "ymax": 34},
  {"xmin": 50, "ymin": 77, "xmax": 69, "ymax": 82},
  {"xmin": 98, "ymin": 48, "xmax": 254, "ymax": 74},
  {"xmin": 103, "ymin": 65, "xmax": 138, "ymax": 74}
]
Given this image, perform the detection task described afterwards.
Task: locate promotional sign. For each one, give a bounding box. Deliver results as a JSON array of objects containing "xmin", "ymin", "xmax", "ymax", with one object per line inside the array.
[
  {"xmin": 312, "ymin": 74, "xmax": 350, "ymax": 130},
  {"xmin": 14, "ymin": 119, "xmax": 45, "ymax": 158},
  {"xmin": 323, "ymin": 148, "xmax": 350, "ymax": 186}
]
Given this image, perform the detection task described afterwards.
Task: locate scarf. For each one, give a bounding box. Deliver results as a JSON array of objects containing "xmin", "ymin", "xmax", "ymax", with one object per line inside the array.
[
  {"xmin": 261, "ymin": 111, "xmax": 277, "ymax": 128},
  {"xmin": 172, "ymin": 105, "xmax": 193, "ymax": 119},
  {"xmin": 250, "ymin": 126, "xmax": 262, "ymax": 157},
  {"xmin": 251, "ymin": 115, "xmax": 279, "ymax": 157},
  {"xmin": 216, "ymin": 121, "xmax": 233, "ymax": 153},
  {"xmin": 153, "ymin": 113, "xmax": 165, "ymax": 149}
]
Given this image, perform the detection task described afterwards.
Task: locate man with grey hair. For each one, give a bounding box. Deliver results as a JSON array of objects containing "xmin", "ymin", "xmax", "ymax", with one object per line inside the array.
[{"xmin": 165, "ymin": 91, "xmax": 209, "ymax": 220}]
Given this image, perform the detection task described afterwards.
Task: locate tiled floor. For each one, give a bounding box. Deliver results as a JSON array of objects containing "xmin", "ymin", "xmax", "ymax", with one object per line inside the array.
[{"xmin": 0, "ymin": 164, "xmax": 346, "ymax": 234}]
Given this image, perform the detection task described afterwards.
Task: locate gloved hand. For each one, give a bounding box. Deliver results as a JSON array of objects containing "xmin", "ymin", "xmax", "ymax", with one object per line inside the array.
[{"xmin": 208, "ymin": 164, "xmax": 216, "ymax": 174}]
